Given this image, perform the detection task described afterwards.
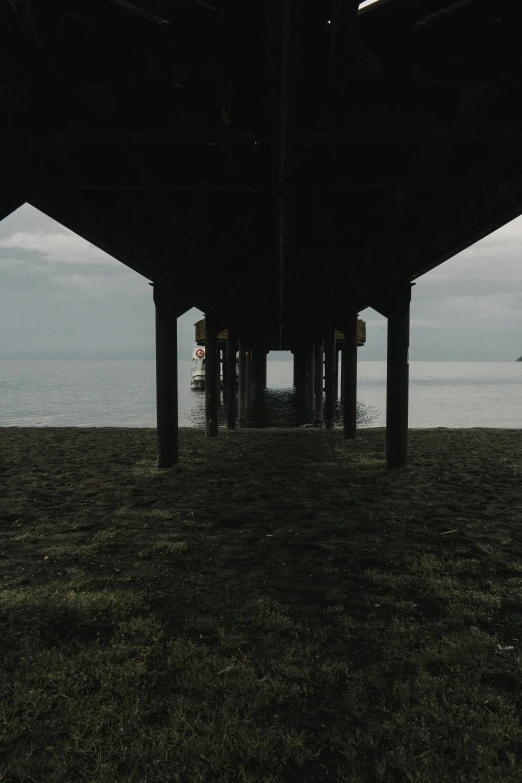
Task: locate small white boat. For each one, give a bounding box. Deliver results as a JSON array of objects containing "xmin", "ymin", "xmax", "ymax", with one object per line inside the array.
[
  {"xmin": 190, "ymin": 346, "xmax": 239, "ymax": 391},
  {"xmin": 191, "ymin": 346, "xmax": 207, "ymax": 390}
]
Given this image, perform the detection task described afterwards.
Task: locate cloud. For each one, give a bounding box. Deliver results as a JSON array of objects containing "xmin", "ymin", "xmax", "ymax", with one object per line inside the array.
[
  {"xmin": 0, "ymin": 230, "xmax": 119, "ymax": 266},
  {"xmin": 50, "ymin": 273, "xmax": 91, "ymax": 289}
]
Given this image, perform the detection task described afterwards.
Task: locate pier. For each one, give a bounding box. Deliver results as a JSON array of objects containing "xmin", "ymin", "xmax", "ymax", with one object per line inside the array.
[
  {"xmin": 193, "ymin": 317, "xmax": 366, "ymax": 433},
  {"xmin": 1, "ymin": 0, "xmax": 519, "ymax": 469}
]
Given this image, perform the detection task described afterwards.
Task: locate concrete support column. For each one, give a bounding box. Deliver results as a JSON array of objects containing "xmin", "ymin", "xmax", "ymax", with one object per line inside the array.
[
  {"xmin": 245, "ymin": 348, "xmax": 253, "ymax": 411},
  {"xmin": 221, "ymin": 344, "xmax": 228, "ymax": 406},
  {"xmin": 257, "ymin": 349, "xmax": 268, "ymax": 391},
  {"xmin": 342, "ymin": 312, "xmax": 358, "ymax": 440},
  {"xmin": 262, "ymin": 351, "xmax": 268, "ymax": 389},
  {"xmin": 305, "ymin": 342, "xmax": 315, "ymax": 409},
  {"xmin": 153, "ymin": 283, "xmax": 179, "ymax": 468},
  {"xmin": 314, "ymin": 339, "xmax": 324, "ymax": 425},
  {"xmin": 340, "ymin": 345, "xmax": 345, "ymax": 403},
  {"xmin": 293, "ymin": 346, "xmax": 304, "ymax": 397},
  {"xmin": 334, "ymin": 343, "xmax": 340, "ymax": 401},
  {"xmin": 386, "ymin": 293, "xmax": 411, "ymax": 468},
  {"xmin": 239, "ymin": 341, "xmax": 247, "ymax": 425},
  {"xmin": 324, "ymin": 330, "xmax": 336, "ymax": 430},
  {"xmin": 205, "ymin": 314, "xmax": 219, "ymax": 437},
  {"xmin": 226, "ymin": 328, "xmax": 237, "ymax": 429}
]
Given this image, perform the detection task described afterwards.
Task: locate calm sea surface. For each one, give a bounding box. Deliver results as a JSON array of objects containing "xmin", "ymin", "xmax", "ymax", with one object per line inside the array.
[{"xmin": 0, "ymin": 360, "xmax": 520, "ymax": 429}]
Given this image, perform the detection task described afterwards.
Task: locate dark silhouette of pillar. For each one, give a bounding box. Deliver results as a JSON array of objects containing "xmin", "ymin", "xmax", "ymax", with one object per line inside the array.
[
  {"xmin": 226, "ymin": 328, "xmax": 237, "ymax": 429},
  {"xmin": 335, "ymin": 342, "xmax": 340, "ymax": 401},
  {"xmin": 324, "ymin": 330, "xmax": 336, "ymax": 430},
  {"xmin": 293, "ymin": 346, "xmax": 304, "ymax": 397},
  {"xmin": 255, "ymin": 348, "xmax": 268, "ymax": 391},
  {"xmin": 342, "ymin": 312, "xmax": 358, "ymax": 440},
  {"xmin": 245, "ymin": 347, "xmax": 253, "ymax": 412},
  {"xmin": 205, "ymin": 314, "xmax": 219, "ymax": 437},
  {"xmin": 222, "ymin": 344, "xmax": 228, "ymax": 406},
  {"xmin": 386, "ymin": 291, "xmax": 411, "ymax": 468},
  {"xmin": 239, "ymin": 341, "xmax": 247, "ymax": 425},
  {"xmin": 153, "ymin": 283, "xmax": 179, "ymax": 467},
  {"xmin": 340, "ymin": 345, "xmax": 345, "ymax": 403},
  {"xmin": 314, "ymin": 339, "xmax": 324, "ymax": 424},
  {"xmin": 261, "ymin": 351, "xmax": 268, "ymax": 389},
  {"xmin": 305, "ymin": 341, "xmax": 315, "ymax": 409}
]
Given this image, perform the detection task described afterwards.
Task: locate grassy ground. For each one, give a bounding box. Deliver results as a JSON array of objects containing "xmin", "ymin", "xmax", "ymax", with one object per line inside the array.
[{"xmin": 1, "ymin": 426, "xmax": 522, "ymax": 782}]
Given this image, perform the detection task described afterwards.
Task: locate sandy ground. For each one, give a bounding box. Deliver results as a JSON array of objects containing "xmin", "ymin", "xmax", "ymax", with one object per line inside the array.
[
  {"xmin": 1, "ymin": 426, "xmax": 521, "ymax": 594},
  {"xmin": 2, "ymin": 426, "xmax": 522, "ymax": 782}
]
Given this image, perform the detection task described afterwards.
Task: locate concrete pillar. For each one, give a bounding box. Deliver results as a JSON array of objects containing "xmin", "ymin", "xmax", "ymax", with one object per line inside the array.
[
  {"xmin": 261, "ymin": 351, "xmax": 268, "ymax": 389},
  {"xmin": 324, "ymin": 330, "xmax": 336, "ymax": 430},
  {"xmin": 153, "ymin": 283, "xmax": 179, "ymax": 468},
  {"xmin": 293, "ymin": 346, "xmax": 303, "ymax": 395},
  {"xmin": 342, "ymin": 312, "xmax": 358, "ymax": 440},
  {"xmin": 221, "ymin": 345, "xmax": 227, "ymax": 407},
  {"xmin": 305, "ymin": 342, "xmax": 315, "ymax": 409},
  {"xmin": 205, "ymin": 315, "xmax": 219, "ymax": 437},
  {"xmin": 245, "ymin": 347, "xmax": 253, "ymax": 411},
  {"xmin": 340, "ymin": 345, "xmax": 345, "ymax": 403},
  {"xmin": 334, "ymin": 343, "xmax": 340, "ymax": 401},
  {"xmin": 386, "ymin": 294, "xmax": 411, "ymax": 468},
  {"xmin": 226, "ymin": 328, "xmax": 237, "ymax": 429},
  {"xmin": 256, "ymin": 349, "xmax": 268, "ymax": 391},
  {"xmin": 239, "ymin": 341, "xmax": 247, "ymax": 425},
  {"xmin": 314, "ymin": 339, "xmax": 324, "ymax": 425}
]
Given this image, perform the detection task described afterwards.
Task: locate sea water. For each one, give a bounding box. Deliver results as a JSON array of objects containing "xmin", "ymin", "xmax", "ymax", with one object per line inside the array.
[{"xmin": 0, "ymin": 360, "xmax": 520, "ymax": 429}]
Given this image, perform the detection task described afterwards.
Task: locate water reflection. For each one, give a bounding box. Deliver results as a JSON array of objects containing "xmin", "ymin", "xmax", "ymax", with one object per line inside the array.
[{"xmin": 183, "ymin": 387, "xmax": 379, "ymax": 429}]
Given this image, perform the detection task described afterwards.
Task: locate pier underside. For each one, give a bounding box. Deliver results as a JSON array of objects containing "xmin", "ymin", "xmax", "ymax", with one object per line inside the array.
[{"xmin": 1, "ymin": 0, "xmax": 520, "ymax": 465}]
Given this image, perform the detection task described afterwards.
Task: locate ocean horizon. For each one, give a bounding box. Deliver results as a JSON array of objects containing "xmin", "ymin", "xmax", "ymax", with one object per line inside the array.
[{"xmin": 0, "ymin": 359, "xmax": 520, "ymax": 429}]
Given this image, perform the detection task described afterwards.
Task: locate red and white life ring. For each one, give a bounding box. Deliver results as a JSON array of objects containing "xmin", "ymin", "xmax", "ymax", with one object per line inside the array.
[{"xmin": 195, "ymin": 348, "xmax": 205, "ymax": 359}]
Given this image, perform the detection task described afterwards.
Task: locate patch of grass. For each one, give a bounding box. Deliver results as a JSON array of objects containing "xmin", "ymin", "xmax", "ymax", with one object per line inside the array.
[{"xmin": 1, "ymin": 427, "xmax": 522, "ymax": 781}]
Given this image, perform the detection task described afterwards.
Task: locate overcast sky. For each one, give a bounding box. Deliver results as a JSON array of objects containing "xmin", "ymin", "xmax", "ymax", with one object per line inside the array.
[{"xmin": 0, "ymin": 202, "xmax": 520, "ymax": 361}]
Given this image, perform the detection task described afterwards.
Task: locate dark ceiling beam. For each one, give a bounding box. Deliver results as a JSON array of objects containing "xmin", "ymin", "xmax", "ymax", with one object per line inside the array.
[
  {"xmin": 29, "ymin": 190, "xmax": 157, "ymax": 282},
  {"xmin": 409, "ymin": 186, "xmax": 522, "ymax": 280},
  {"xmin": 0, "ymin": 195, "xmax": 25, "ymax": 223},
  {"xmin": 266, "ymin": 0, "xmax": 293, "ymax": 348},
  {"xmin": 328, "ymin": 0, "xmax": 360, "ymax": 84},
  {"xmin": 9, "ymin": 123, "xmax": 522, "ymax": 149},
  {"xmin": 103, "ymin": 0, "xmax": 171, "ymax": 26},
  {"xmin": 414, "ymin": 0, "xmax": 483, "ymax": 29},
  {"xmin": 16, "ymin": 132, "xmax": 267, "ymax": 147},
  {"xmin": 43, "ymin": 183, "xmax": 270, "ymax": 192},
  {"xmin": 7, "ymin": 0, "xmax": 42, "ymax": 44},
  {"xmin": 36, "ymin": 176, "xmax": 522, "ymax": 193}
]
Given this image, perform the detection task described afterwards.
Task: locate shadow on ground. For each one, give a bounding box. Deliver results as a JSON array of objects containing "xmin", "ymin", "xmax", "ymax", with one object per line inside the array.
[{"xmin": 1, "ymin": 427, "xmax": 521, "ymax": 782}]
